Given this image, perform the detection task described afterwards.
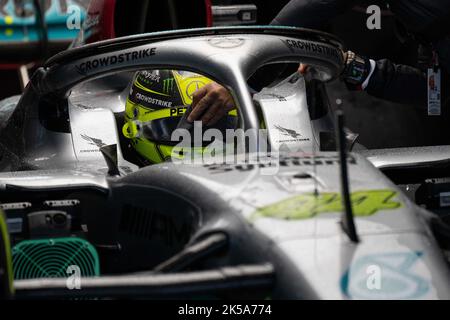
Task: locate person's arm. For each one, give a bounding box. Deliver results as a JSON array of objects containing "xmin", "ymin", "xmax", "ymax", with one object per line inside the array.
[
  {"xmin": 341, "ymin": 51, "xmax": 428, "ymax": 107},
  {"xmin": 365, "ymin": 59, "xmax": 427, "ymax": 107}
]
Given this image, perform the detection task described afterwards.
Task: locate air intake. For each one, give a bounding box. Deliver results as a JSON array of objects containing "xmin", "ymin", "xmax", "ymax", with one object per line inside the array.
[{"xmin": 12, "ymin": 238, "xmax": 100, "ymax": 280}]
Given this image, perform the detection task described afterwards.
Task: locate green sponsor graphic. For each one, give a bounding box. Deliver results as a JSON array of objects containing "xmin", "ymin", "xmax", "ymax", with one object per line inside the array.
[
  {"xmin": 163, "ymin": 78, "xmax": 175, "ymax": 94},
  {"xmin": 251, "ymin": 190, "xmax": 402, "ymax": 221},
  {"xmin": 0, "ymin": 211, "xmax": 14, "ymax": 296}
]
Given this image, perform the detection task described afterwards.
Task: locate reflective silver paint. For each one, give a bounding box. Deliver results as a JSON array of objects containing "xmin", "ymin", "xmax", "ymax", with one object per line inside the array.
[{"xmin": 0, "ymin": 28, "xmax": 448, "ymax": 299}]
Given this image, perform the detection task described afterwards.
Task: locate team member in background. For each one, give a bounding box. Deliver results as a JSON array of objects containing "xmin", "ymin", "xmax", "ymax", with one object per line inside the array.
[
  {"xmin": 189, "ymin": 0, "xmax": 450, "ymax": 123},
  {"xmin": 272, "ymin": 0, "xmax": 450, "ymax": 111}
]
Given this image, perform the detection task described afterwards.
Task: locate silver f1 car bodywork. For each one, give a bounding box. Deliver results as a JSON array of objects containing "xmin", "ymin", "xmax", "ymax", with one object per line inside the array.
[{"xmin": 0, "ymin": 27, "xmax": 449, "ymax": 300}]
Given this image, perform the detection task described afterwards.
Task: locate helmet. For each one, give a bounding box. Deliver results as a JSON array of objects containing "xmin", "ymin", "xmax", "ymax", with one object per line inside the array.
[{"xmin": 122, "ymin": 70, "xmax": 238, "ymax": 164}]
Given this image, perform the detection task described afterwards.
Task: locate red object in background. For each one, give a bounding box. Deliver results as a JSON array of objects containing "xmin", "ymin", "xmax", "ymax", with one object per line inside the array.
[
  {"xmin": 0, "ymin": 64, "xmax": 23, "ymax": 70},
  {"xmin": 84, "ymin": 0, "xmax": 212, "ymax": 44},
  {"xmin": 205, "ymin": 0, "xmax": 213, "ymax": 27},
  {"xmin": 84, "ymin": 0, "xmax": 116, "ymax": 44}
]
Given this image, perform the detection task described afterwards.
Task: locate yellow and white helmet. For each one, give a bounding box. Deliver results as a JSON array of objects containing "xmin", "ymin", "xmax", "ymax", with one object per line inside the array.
[{"xmin": 122, "ymin": 70, "xmax": 237, "ymax": 164}]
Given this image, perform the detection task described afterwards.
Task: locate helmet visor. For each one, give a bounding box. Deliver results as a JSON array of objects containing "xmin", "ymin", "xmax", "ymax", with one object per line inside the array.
[{"xmin": 124, "ymin": 105, "xmax": 238, "ymax": 147}]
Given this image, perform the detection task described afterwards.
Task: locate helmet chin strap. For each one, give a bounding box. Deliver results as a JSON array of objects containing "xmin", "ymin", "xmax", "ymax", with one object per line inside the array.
[{"xmin": 122, "ymin": 120, "xmax": 143, "ymax": 139}]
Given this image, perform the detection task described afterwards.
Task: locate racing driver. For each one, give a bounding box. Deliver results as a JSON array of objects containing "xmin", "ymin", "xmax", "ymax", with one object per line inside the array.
[{"xmin": 121, "ymin": 69, "xmax": 237, "ymax": 165}]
